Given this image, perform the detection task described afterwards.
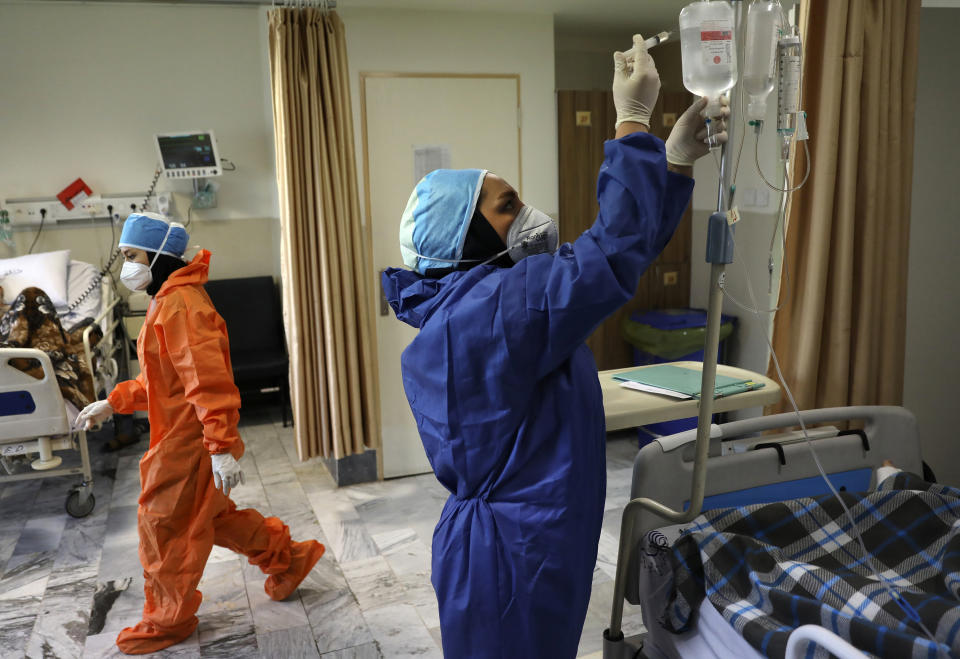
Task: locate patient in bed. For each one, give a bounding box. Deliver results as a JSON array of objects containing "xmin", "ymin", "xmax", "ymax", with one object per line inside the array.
[
  {"xmin": 0, "ymin": 285, "xmax": 101, "ymax": 410},
  {"xmin": 639, "ymin": 460, "xmax": 959, "ymax": 658},
  {"xmin": 0, "ymin": 283, "xmax": 125, "ymax": 476}
]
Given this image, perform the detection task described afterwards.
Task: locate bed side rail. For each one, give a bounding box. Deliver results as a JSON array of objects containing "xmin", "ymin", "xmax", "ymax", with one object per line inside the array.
[
  {"xmin": 0, "ymin": 348, "xmax": 70, "ymax": 441},
  {"xmin": 785, "ymin": 625, "xmax": 869, "ymax": 659},
  {"xmin": 83, "ymin": 276, "xmax": 121, "ymax": 395}
]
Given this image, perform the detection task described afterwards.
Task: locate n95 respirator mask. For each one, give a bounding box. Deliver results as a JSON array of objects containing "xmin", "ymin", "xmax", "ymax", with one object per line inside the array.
[{"xmin": 505, "ymin": 205, "xmax": 559, "ymax": 263}]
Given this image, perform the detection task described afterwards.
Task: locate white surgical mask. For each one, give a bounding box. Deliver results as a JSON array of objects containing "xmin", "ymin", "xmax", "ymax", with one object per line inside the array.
[
  {"xmin": 120, "ymin": 261, "xmax": 153, "ymax": 291},
  {"xmin": 118, "ymin": 221, "xmax": 179, "ymax": 292},
  {"xmin": 504, "ymin": 205, "xmax": 559, "ymax": 263}
]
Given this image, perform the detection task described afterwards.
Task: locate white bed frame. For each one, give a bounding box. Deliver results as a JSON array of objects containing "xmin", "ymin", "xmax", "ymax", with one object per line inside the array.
[
  {"xmin": 603, "ymin": 405, "xmax": 923, "ymax": 659},
  {"xmin": 0, "ymin": 275, "xmax": 121, "ymax": 517},
  {"xmin": 83, "ymin": 275, "xmax": 122, "ymax": 397}
]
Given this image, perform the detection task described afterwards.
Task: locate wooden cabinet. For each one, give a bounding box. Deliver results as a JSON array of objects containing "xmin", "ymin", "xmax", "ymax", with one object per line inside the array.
[{"xmin": 557, "ymin": 89, "xmax": 694, "ymax": 371}]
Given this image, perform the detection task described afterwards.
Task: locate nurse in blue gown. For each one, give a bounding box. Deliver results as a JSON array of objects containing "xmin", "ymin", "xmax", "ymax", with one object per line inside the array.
[{"xmin": 382, "ymin": 35, "xmax": 727, "ymax": 658}]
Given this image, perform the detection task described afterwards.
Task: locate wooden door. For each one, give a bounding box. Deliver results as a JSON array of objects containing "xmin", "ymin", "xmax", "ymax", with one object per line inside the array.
[{"xmin": 557, "ymin": 90, "xmax": 693, "ymax": 371}]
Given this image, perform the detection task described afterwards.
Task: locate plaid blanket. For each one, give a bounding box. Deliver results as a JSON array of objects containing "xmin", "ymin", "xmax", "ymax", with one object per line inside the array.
[{"xmin": 652, "ymin": 472, "xmax": 960, "ymax": 658}]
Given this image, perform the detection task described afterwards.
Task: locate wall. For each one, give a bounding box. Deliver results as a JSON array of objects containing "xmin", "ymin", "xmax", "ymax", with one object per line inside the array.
[
  {"xmin": 0, "ymin": 3, "xmax": 558, "ymax": 280},
  {"xmin": 338, "ymin": 7, "xmax": 557, "ymax": 218},
  {"xmin": 4, "ymin": 219, "xmax": 281, "ymax": 283},
  {"xmin": 904, "ymin": 8, "xmax": 960, "ymax": 486},
  {"xmin": 555, "ymin": 29, "xmax": 685, "ymax": 94},
  {"xmin": 0, "ymin": 1, "xmax": 281, "ymax": 281}
]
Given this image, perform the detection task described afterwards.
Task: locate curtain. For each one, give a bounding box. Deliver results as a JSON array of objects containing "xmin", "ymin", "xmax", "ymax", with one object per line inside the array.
[
  {"xmin": 767, "ymin": 0, "xmax": 920, "ymax": 413},
  {"xmin": 268, "ymin": 8, "xmax": 380, "ymax": 461}
]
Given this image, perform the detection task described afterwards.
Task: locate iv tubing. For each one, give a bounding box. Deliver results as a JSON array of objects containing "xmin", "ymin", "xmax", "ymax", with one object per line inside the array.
[
  {"xmin": 756, "ymin": 20, "xmax": 810, "ymax": 193},
  {"xmin": 730, "ymin": 32, "xmax": 749, "ymax": 187},
  {"xmin": 735, "ymin": 241, "xmax": 942, "ymax": 648},
  {"xmin": 769, "ymin": 162, "xmax": 788, "ymax": 255},
  {"xmin": 722, "ymin": 116, "xmax": 940, "ymax": 650},
  {"xmin": 755, "ymin": 132, "xmax": 811, "ymax": 192},
  {"xmin": 720, "ymin": 169, "xmax": 792, "ymax": 315}
]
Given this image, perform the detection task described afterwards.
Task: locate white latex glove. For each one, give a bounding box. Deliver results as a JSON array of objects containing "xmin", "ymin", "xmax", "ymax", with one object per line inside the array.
[
  {"xmin": 612, "ymin": 34, "xmax": 661, "ymax": 129},
  {"xmin": 665, "ymin": 96, "xmax": 731, "ymax": 166},
  {"xmin": 211, "ymin": 453, "xmax": 245, "ymax": 496},
  {"xmin": 75, "ymin": 399, "xmax": 114, "ymax": 430}
]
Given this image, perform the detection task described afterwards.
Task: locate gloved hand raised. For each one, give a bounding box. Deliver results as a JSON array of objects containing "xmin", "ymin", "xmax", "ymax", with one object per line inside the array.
[
  {"xmin": 211, "ymin": 452, "xmax": 245, "ymax": 496},
  {"xmin": 665, "ymin": 96, "xmax": 731, "ymax": 166},
  {"xmin": 612, "ymin": 34, "xmax": 661, "ymax": 129},
  {"xmin": 75, "ymin": 399, "xmax": 114, "ymax": 430}
]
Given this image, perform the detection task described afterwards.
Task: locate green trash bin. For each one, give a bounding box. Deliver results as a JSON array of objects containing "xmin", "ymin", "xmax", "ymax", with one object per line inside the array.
[{"xmin": 621, "ymin": 308, "xmax": 736, "ymax": 445}]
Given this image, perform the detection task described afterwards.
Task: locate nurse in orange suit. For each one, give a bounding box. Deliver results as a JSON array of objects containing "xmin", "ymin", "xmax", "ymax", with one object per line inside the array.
[{"xmin": 75, "ymin": 212, "xmax": 324, "ymax": 655}]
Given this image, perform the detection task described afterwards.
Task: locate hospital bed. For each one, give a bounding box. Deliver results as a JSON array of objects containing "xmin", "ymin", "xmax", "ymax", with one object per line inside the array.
[
  {"xmin": 602, "ymin": 405, "xmax": 957, "ymax": 658},
  {"xmin": 0, "ymin": 273, "xmax": 121, "ymax": 517}
]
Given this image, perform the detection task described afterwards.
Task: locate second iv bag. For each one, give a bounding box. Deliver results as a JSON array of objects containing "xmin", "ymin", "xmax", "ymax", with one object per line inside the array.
[
  {"xmin": 680, "ymin": 0, "xmax": 737, "ymax": 117},
  {"xmin": 743, "ymin": 0, "xmax": 782, "ymax": 121}
]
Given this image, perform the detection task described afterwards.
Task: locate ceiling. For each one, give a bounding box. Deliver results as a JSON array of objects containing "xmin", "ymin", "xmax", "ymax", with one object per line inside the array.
[
  {"xmin": 336, "ymin": 0, "xmax": 684, "ymax": 33},
  {"xmin": 14, "ymin": 0, "xmax": 688, "ymax": 34},
  {"xmin": 13, "ymin": 0, "xmax": 959, "ymax": 31}
]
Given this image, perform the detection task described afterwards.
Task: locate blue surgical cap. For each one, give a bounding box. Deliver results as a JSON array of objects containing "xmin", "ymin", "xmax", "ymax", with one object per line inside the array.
[
  {"xmin": 399, "ymin": 169, "xmax": 487, "ymax": 274},
  {"xmin": 118, "ymin": 212, "xmax": 189, "ymax": 258}
]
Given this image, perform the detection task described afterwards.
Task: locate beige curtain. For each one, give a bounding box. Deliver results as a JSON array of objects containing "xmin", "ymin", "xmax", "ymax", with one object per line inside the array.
[
  {"xmin": 268, "ymin": 8, "xmax": 379, "ymax": 461},
  {"xmin": 768, "ymin": 0, "xmax": 921, "ymax": 413}
]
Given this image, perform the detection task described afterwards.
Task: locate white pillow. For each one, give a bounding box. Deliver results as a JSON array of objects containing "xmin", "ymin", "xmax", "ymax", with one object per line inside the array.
[
  {"xmin": 65, "ymin": 260, "xmax": 102, "ymax": 319},
  {"xmin": 0, "ymin": 250, "xmax": 71, "ymax": 307}
]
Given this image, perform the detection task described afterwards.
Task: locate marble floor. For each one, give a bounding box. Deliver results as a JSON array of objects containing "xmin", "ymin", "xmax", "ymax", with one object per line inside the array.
[{"xmin": 0, "ymin": 406, "xmax": 645, "ymax": 658}]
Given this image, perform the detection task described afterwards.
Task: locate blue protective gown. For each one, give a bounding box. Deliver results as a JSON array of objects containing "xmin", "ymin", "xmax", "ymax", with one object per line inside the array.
[{"xmin": 382, "ymin": 132, "xmax": 694, "ymax": 658}]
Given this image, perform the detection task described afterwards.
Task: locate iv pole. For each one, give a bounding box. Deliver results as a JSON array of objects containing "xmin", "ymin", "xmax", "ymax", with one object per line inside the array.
[{"xmin": 604, "ymin": 1, "xmax": 744, "ymax": 654}]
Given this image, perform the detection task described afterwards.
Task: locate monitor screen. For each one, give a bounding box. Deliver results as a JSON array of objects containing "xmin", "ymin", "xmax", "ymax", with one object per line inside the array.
[{"xmin": 157, "ymin": 132, "xmax": 218, "ymax": 170}]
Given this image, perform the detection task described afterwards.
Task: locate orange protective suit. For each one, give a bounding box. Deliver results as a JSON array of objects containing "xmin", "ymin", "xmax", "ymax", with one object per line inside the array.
[{"xmin": 107, "ymin": 250, "xmax": 323, "ymax": 655}]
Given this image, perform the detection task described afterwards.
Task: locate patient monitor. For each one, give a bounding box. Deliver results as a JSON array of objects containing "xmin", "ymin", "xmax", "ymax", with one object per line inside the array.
[{"xmin": 154, "ymin": 130, "xmax": 222, "ymax": 180}]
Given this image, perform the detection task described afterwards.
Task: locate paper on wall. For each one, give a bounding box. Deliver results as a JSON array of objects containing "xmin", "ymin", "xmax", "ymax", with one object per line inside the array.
[{"xmin": 413, "ymin": 145, "xmax": 452, "ymax": 184}]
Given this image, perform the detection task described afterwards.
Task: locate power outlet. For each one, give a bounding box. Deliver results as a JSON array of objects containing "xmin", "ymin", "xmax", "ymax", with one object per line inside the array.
[
  {"xmin": 4, "ymin": 194, "xmax": 156, "ymax": 225},
  {"xmin": 101, "ymin": 196, "xmax": 159, "ymax": 223},
  {"xmin": 71, "ymin": 198, "xmax": 107, "ymax": 219},
  {"xmin": 5, "ymin": 201, "xmax": 52, "ymax": 225},
  {"xmin": 736, "ymin": 187, "xmax": 774, "ymax": 209},
  {"xmin": 756, "ymin": 188, "xmax": 771, "ymax": 208}
]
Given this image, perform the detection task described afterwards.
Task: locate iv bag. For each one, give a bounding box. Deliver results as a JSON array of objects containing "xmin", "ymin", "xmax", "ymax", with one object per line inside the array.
[
  {"xmin": 679, "ymin": 0, "xmax": 738, "ymax": 117},
  {"xmin": 743, "ymin": 0, "xmax": 782, "ymax": 121}
]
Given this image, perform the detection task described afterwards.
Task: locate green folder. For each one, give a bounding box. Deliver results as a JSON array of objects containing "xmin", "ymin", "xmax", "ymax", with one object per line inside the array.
[{"xmin": 612, "ymin": 364, "xmax": 765, "ymax": 399}]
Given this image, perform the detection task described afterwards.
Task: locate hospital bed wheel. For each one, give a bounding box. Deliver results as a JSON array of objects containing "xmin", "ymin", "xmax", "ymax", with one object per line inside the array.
[{"xmin": 65, "ymin": 489, "xmax": 96, "ymax": 518}]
